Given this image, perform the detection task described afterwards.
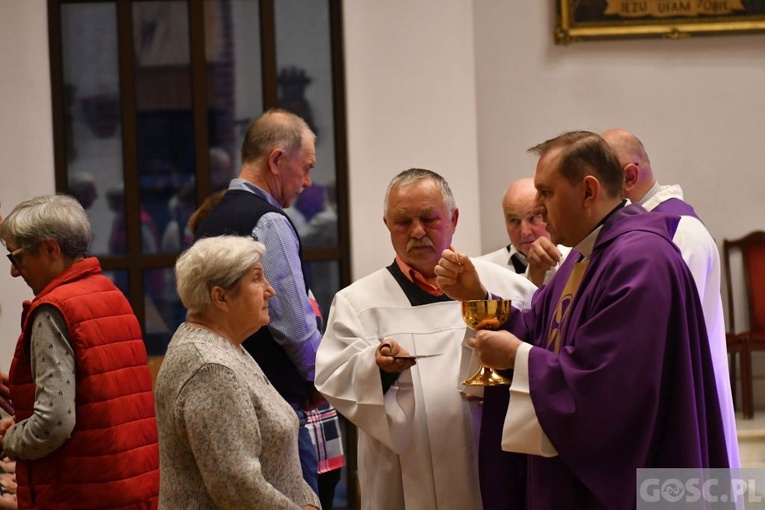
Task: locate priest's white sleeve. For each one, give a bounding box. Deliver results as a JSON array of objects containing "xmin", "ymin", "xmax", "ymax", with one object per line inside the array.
[{"xmin": 501, "ymin": 342, "xmax": 558, "ymax": 457}]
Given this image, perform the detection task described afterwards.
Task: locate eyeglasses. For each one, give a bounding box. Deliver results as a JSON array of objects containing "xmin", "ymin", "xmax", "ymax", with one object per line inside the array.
[{"xmin": 6, "ymin": 247, "xmax": 24, "ymax": 268}]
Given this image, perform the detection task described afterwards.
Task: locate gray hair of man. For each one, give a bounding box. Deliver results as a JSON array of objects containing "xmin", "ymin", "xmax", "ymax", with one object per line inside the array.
[
  {"xmin": 176, "ymin": 235, "xmax": 266, "ymax": 317},
  {"xmin": 241, "ymin": 108, "xmax": 316, "ymax": 165},
  {"xmin": 0, "ymin": 194, "xmax": 91, "ymax": 259},
  {"xmin": 383, "ymin": 168, "xmax": 457, "ymax": 217}
]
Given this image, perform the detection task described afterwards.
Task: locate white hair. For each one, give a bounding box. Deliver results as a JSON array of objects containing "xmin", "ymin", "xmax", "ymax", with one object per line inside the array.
[{"xmin": 176, "ymin": 236, "xmax": 266, "ymax": 316}]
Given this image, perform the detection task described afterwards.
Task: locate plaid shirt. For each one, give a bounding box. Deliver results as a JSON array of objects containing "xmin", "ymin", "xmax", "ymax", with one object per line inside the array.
[
  {"xmin": 306, "ymin": 402, "xmax": 345, "ymax": 473},
  {"xmin": 306, "ymin": 294, "xmax": 344, "ymax": 473}
]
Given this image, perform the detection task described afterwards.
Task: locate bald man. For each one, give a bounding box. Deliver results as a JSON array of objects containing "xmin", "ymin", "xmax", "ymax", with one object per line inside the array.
[
  {"xmin": 602, "ymin": 128, "xmax": 740, "ymax": 469},
  {"xmin": 528, "ymin": 129, "xmax": 740, "ymax": 469},
  {"xmin": 480, "ymin": 178, "xmax": 569, "ymax": 280}
]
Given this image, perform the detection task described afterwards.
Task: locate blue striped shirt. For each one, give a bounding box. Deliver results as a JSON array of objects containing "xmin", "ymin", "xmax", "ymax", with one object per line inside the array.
[{"xmin": 228, "ymin": 179, "xmax": 321, "ymax": 381}]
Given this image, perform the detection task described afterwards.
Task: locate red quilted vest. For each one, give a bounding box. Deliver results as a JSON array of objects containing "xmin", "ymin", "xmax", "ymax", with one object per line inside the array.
[{"xmin": 8, "ymin": 257, "xmax": 159, "ymax": 509}]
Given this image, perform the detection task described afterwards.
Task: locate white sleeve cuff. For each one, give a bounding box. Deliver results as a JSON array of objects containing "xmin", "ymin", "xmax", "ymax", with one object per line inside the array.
[{"xmin": 501, "ymin": 342, "xmax": 558, "ymax": 457}]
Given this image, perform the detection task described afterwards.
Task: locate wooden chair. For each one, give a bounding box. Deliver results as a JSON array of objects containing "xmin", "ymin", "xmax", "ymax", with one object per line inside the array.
[{"xmin": 723, "ymin": 231, "xmax": 765, "ymax": 419}]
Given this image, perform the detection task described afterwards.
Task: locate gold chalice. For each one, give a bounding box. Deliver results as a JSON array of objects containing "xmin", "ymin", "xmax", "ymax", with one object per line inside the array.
[{"xmin": 461, "ymin": 299, "xmax": 512, "ymax": 386}]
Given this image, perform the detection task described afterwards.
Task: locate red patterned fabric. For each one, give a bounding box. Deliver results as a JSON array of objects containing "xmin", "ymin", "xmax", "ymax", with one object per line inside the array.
[{"xmin": 9, "ymin": 257, "xmax": 159, "ymax": 509}]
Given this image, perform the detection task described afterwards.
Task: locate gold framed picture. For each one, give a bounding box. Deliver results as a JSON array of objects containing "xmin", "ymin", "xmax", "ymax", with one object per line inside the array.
[{"xmin": 555, "ymin": 0, "xmax": 765, "ymax": 44}]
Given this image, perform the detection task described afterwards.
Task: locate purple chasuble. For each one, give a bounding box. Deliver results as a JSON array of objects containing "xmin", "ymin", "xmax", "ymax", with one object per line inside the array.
[
  {"xmin": 480, "ymin": 384, "xmax": 527, "ymax": 510},
  {"xmin": 652, "ymin": 197, "xmax": 700, "ymax": 222},
  {"xmin": 497, "ymin": 204, "xmax": 728, "ymax": 509}
]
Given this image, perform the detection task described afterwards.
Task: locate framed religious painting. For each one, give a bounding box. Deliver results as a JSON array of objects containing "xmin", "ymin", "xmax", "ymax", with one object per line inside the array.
[{"xmin": 555, "ymin": 0, "xmax": 765, "ymax": 44}]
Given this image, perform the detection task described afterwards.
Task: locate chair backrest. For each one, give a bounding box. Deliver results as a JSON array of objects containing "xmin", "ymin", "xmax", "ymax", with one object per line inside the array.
[{"xmin": 723, "ymin": 231, "xmax": 765, "ymax": 333}]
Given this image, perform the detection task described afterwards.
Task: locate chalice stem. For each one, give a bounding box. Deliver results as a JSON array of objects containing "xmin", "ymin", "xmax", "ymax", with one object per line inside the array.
[{"xmin": 462, "ymin": 365, "xmax": 512, "ymax": 387}]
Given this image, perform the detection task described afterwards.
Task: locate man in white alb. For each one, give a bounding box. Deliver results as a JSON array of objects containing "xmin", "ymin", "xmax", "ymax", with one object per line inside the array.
[{"xmin": 316, "ymin": 168, "xmax": 536, "ymax": 510}]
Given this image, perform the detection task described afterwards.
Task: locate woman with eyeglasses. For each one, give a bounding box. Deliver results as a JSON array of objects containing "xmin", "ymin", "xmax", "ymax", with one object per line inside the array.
[{"xmin": 0, "ymin": 194, "xmax": 159, "ymax": 509}]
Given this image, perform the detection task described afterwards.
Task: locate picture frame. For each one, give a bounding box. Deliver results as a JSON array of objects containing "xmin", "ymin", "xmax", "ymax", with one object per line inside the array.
[{"xmin": 555, "ymin": 0, "xmax": 765, "ymax": 44}]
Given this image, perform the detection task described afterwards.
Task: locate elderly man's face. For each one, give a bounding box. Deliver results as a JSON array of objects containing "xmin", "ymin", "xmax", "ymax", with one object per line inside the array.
[
  {"xmin": 503, "ymin": 194, "xmax": 549, "ymax": 257},
  {"xmin": 384, "ymin": 179, "xmax": 458, "ymax": 279},
  {"xmin": 275, "ymin": 138, "xmax": 316, "ymax": 208}
]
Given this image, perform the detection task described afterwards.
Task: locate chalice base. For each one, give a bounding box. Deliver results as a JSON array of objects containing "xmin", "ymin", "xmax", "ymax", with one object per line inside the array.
[{"xmin": 462, "ymin": 366, "xmax": 512, "ymax": 387}]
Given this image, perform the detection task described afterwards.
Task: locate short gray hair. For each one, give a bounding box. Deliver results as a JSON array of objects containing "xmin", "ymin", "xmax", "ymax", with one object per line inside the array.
[
  {"xmin": 176, "ymin": 236, "xmax": 266, "ymax": 316},
  {"xmin": 241, "ymin": 109, "xmax": 316, "ymax": 164},
  {"xmin": 0, "ymin": 194, "xmax": 91, "ymax": 258},
  {"xmin": 383, "ymin": 168, "xmax": 456, "ymax": 216}
]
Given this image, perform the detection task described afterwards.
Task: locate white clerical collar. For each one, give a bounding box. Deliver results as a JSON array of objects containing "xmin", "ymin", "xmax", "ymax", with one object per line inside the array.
[
  {"xmin": 574, "ymin": 227, "xmax": 600, "ymax": 259},
  {"xmin": 637, "ymin": 181, "xmax": 661, "ymax": 207},
  {"xmin": 574, "ymin": 199, "xmax": 631, "ymax": 259}
]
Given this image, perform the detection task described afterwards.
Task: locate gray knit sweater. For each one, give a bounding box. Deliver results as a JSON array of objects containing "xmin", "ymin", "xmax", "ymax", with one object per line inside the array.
[{"xmin": 154, "ymin": 323, "xmax": 320, "ymax": 509}]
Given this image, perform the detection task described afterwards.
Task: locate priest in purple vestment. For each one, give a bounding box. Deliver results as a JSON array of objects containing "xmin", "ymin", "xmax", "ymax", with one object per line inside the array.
[{"xmin": 435, "ymin": 131, "xmax": 729, "ymax": 509}]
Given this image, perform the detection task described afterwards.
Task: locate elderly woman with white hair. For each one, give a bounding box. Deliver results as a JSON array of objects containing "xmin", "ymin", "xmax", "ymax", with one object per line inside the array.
[{"xmin": 154, "ymin": 235, "xmax": 320, "ymax": 510}]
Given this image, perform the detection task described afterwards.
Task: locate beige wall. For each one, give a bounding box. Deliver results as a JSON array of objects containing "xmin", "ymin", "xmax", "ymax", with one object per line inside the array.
[
  {"xmin": 343, "ymin": 0, "xmax": 481, "ymax": 280},
  {"xmin": 0, "ymin": 1, "xmax": 54, "ymax": 370},
  {"xmin": 472, "ymin": 2, "xmax": 765, "ymax": 356}
]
